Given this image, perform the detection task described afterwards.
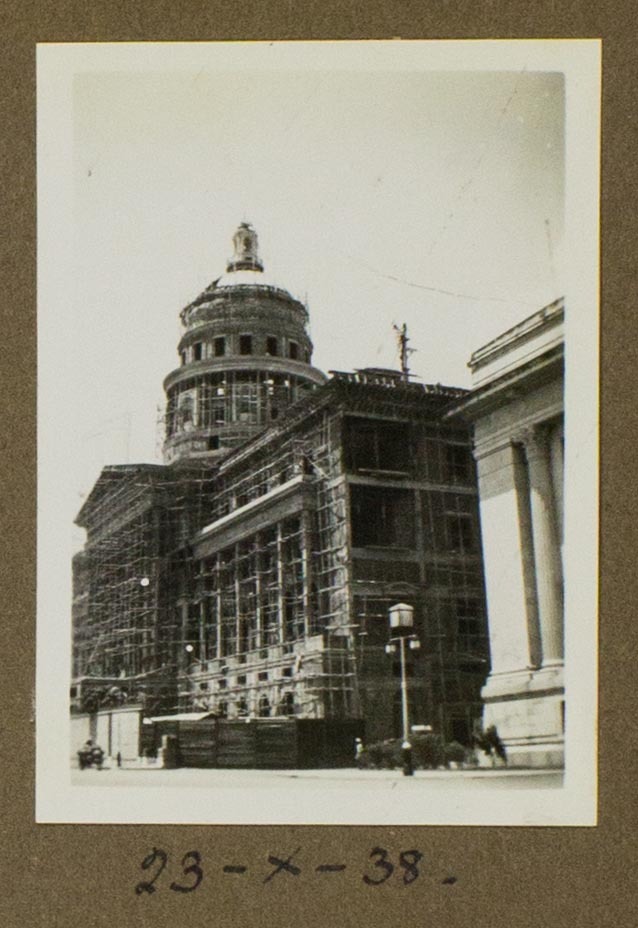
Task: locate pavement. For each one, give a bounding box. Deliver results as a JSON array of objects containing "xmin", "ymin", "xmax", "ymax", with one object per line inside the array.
[{"xmin": 71, "ymin": 762, "xmax": 563, "ymax": 790}]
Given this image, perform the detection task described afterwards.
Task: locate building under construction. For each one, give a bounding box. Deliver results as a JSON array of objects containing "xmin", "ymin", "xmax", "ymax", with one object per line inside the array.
[{"xmin": 71, "ymin": 224, "xmax": 489, "ymax": 761}]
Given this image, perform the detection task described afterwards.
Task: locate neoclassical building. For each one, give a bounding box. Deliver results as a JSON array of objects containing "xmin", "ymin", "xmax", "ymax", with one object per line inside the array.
[
  {"xmin": 450, "ymin": 298, "xmax": 564, "ymax": 767},
  {"xmin": 71, "ymin": 223, "xmax": 491, "ymax": 761}
]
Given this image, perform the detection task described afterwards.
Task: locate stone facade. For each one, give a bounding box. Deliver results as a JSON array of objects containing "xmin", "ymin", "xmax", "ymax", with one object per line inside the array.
[
  {"xmin": 177, "ymin": 371, "xmax": 490, "ymax": 746},
  {"xmin": 450, "ymin": 299, "xmax": 565, "ymax": 767},
  {"xmin": 71, "ymin": 223, "xmax": 492, "ymax": 755}
]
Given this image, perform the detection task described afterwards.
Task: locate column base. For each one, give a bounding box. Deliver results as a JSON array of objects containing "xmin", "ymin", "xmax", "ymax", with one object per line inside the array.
[{"xmin": 480, "ymin": 664, "xmax": 565, "ymax": 769}]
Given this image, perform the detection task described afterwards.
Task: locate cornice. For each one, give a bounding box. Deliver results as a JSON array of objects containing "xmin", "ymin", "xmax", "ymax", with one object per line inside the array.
[{"xmin": 163, "ymin": 356, "xmax": 327, "ymax": 393}]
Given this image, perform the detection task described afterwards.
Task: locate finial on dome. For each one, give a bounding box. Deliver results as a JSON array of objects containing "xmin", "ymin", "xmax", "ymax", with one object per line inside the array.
[{"xmin": 226, "ymin": 221, "xmax": 264, "ymax": 273}]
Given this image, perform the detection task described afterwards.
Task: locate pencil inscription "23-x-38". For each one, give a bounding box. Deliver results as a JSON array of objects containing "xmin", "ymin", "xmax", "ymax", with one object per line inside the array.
[{"xmin": 134, "ymin": 846, "xmax": 457, "ymax": 894}]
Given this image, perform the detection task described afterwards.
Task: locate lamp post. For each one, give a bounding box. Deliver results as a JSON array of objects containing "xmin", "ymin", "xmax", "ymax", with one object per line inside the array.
[{"xmin": 386, "ymin": 603, "xmax": 420, "ymax": 777}]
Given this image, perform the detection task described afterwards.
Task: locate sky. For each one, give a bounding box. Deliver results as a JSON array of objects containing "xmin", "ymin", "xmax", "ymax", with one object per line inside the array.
[{"xmin": 68, "ymin": 57, "xmax": 564, "ymax": 545}]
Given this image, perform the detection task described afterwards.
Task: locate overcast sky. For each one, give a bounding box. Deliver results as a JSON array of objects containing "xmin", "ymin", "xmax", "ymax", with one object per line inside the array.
[{"xmin": 67, "ymin": 57, "xmax": 564, "ymax": 544}]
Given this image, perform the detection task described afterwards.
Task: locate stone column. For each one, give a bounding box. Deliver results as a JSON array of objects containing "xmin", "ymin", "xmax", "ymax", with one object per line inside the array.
[
  {"xmin": 198, "ymin": 599, "xmax": 206, "ymax": 663},
  {"xmin": 276, "ymin": 522, "xmax": 285, "ymax": 643},
  {"xmin": 234, "ymin": 543, "xmax": 242, "ymax": 656},
  {"xmin": 549, "ymin": 421, "xmax": 565, "ymax": 560},
  {"xmin": 523, "ymin": 426, "xmax": 564, "ymax": 666},
  {"xmin": 178, "ymin": 599, "xmax": 190, "ymax": 673},
  {"xmin": 300, "ymin": 511, "xmax": 312, "ymax": 638},
  {"xmin": 474, "ymin": 441, "xmax": 540, "ymax": 672},
  {"xmin": 512, "ymin": 441, "xmax": 542, "ymax": 668},
  {"xmin": 254, "ymin": 531, "xmax": 263, "ymax": 650},
  {"xmin": 215, "ymin": 553, "xmax": 222, "ymax": 659}
]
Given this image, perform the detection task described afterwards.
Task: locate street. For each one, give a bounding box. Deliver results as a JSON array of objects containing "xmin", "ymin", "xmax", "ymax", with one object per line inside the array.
[{"xmin": 72, "ymin": 764, "xmax": 563, "ymax": 791}]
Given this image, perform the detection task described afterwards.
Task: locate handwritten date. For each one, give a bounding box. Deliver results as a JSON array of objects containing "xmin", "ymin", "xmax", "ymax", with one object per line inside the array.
[{"xmin": 135, "ymin": 846, "xmax": 457, "ymax": 894}]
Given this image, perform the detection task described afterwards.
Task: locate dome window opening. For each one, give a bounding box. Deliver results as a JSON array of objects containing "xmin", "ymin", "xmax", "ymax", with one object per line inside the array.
[
  {"xmin": 214, "ymin": 336, "xmax": 226, "ymax": 357},
  {"xmin": 239, "ymin": 334, "xmax": 253, "ymax": 356},
  {"xmin": 289, "ymin": 341, "xmax": 299, "ymax": 361},
  {"xmin": 236, "ymin": 381, "xmax": 259, "ymax": 423},
  {"xmin": 208, "ymin": 435, "xmax": 220, "ymax": 451},
  {"xmin": 193, "ymin": 342, "xmax": 203, "ymax": 362},
  {"xmin": 266, "ymin": 335, "xmax": 279, "ymax": 357}
]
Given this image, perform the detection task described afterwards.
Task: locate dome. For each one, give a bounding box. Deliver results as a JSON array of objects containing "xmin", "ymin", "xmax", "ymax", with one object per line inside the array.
[
  {"xmin": 212, "ymin": 267, "xmax": 293, "ymax": 293},
  {"xmin": 163, "ymin": 222, "xmax": 326, "ymax": 465}
]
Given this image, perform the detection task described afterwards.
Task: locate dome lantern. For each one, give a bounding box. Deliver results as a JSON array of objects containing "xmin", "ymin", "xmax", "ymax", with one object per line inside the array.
[{"xmin": 227, "ymin": 221, "xmax": 263, "ymax": 273}]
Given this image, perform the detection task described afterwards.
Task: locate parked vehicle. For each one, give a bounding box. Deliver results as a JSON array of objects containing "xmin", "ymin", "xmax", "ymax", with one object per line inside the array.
[{"xmin": 77, "ymin": 740, "xmax": 105, "ymax": 770}]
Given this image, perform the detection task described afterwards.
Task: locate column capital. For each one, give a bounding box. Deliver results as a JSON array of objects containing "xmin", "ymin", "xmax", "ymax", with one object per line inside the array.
[
  {"xmin": 472, "ymin": 436, "xmax": 515, "ymax": 462},
  {"xmin": 516, "ymin": 423, "xmax": 552, "ymax": 460}
]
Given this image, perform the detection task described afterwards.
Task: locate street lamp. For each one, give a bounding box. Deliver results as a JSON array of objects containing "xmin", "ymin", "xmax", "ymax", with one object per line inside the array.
[{"xmin": 386, "ymin": 603, "xmax": 420, "ymax": 777}]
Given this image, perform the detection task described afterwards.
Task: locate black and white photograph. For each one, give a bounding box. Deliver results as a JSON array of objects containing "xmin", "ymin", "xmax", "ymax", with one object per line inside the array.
[{"xmin": 36, "ymin": 40, "xmax": 600, "ymax": 825}]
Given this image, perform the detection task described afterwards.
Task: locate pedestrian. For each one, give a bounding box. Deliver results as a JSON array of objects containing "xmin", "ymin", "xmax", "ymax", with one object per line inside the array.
[
  {"xmin": 77, "ymin": 738, "xmax": 94, "ymax": 770},
  {"xmin": 91, "ymin": 741, "xmax": 105, "ymax": 770},
  {"xmin": 354, "ymin": 737, "xmax": 364, "ymax": 768}
]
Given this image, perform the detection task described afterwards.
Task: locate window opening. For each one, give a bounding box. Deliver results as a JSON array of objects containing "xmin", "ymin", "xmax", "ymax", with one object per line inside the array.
[
  {"xmin": 446, "ymin": 443, "xmax": 473, "ymax": 484},
  {"xmin": 350, "ymin": 485, "xmax": 416, "ymax": 548},
  {"xmin": 446, "ymin": 512, "xmax": 475, "ymax": 553},
  {"xmin": 279, "ymin": 692, "xmax": 295, "ymax": 716}
]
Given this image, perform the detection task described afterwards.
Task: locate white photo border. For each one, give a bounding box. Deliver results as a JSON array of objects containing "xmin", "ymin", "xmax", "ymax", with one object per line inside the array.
[{"xmin": 36, "ymin": 39, "xmax": 600, "ymax": 825}]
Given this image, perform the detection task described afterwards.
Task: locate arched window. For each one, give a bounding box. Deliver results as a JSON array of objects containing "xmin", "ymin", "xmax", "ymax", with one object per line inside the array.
[{"xmin": 279, "ymin": 692, "xmax": 295, "ymax": 717}]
